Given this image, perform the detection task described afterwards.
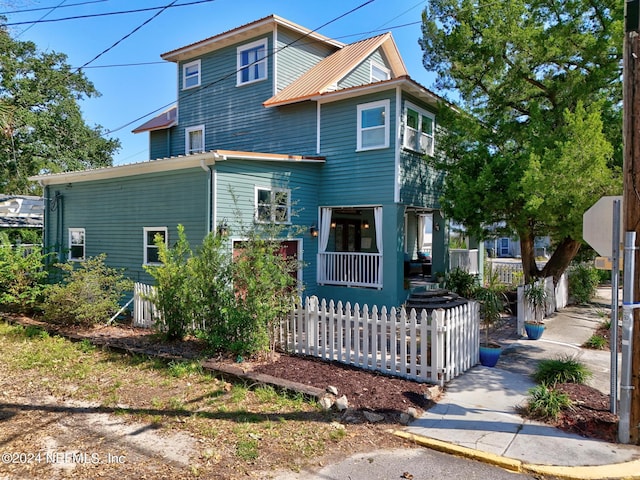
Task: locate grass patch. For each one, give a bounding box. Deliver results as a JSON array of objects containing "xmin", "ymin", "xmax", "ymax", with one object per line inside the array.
[
  {"xmin": 533, "ymin": 356, "xmax": 592, "ymax": 386},
  {"xmin": 524, "ymin": 384, "xmax": 573, "ymax": 420},
  {"xmin": 583, "ymin": 334, "xmax": 607, "ymax": 350}
]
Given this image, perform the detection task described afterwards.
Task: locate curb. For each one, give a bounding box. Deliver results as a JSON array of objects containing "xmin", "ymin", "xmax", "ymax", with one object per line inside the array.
[{"xmin": 392, "ymin": 430, "xmax": 640, "ymax": 480}]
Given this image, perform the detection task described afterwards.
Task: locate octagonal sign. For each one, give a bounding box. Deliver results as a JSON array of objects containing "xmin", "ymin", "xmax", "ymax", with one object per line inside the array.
[{"xmin": 583, "ymin": 196, "xmax": 623, "ymax": 257}]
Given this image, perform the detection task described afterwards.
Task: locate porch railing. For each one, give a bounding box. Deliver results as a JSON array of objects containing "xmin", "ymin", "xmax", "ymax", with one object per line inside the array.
[
  {"xmin": 317, "ymin": 252, "xmax": 382, "ymax": 289},
  {"xmin": 449, "ymin": 249, "xmax": 479, "ymax": 274}
]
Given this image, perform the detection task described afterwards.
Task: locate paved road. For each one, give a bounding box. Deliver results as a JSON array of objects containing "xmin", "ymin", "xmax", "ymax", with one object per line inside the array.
[{"xmin": 272, "ymin": 448, "xmax": 542, "ymax": 480}]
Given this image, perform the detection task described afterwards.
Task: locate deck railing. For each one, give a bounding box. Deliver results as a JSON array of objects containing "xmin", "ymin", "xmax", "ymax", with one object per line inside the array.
[{"xmin": 317, "ymin": 252, "xmax": 382, "ymax": 289}]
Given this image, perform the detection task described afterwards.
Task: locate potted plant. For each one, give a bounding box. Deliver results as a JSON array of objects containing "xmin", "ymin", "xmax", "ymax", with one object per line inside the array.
[
  {"xmin": 524, "ymin": 280, "xmax": 548, "ymax": 340},
  {"xmin": 476, "ymin": 272, "xmax": 506, "ymax": 367}
]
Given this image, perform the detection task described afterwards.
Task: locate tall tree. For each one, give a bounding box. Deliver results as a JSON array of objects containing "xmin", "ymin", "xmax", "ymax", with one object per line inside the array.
[
  {"xmin": 0, "ymin": 24, "xmax": 120, "ymax": 194},
  {"xmin": 421, "ymin": 0, "xmax": 623, "ymax": 283}
]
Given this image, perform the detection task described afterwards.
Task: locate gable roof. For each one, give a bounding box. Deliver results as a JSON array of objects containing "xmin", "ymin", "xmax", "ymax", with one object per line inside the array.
[
  {"xmin": 132, "ymin": 106, "xmax": 177, "ymax": 134},
  {"xmin": 161, "ymin": 14, "xmax": 343, "ymax": 63},
  {"xmin": 264, "ymin": 33, "xmax": 408, "ymax": 108}
]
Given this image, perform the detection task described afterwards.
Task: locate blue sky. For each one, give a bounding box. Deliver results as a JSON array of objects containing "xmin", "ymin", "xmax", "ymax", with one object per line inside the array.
[{"xmin": 4, "ymin": 0, "xmax": 435, "ymax": 165}]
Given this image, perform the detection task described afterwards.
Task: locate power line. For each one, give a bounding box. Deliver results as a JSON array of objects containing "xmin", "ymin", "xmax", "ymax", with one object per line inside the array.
[
  {"xmin": 104, "ymin": 0, "xmax": 377, "ymax": 136},
  {"xmin": 16, "ymin": 0, "xmax": 68, "ymax": 38},
  {"xmin": 0, "ymin": 0, "xmax": 107, "ymax": 16},
  {"xmin": 73, "ymin": 0, "xmax": 184, "ymax": 73},
  {"xmin": 3, "ymin": 0, "xmax": 216, "ymax": 26}
]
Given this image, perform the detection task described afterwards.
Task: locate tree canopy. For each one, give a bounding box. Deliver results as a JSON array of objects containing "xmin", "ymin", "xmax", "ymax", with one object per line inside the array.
[
  {"xmin": 0, "ymin": 25, "xmax": 120, "ymax": 194},
  {"xmin": 421, "ymin": 0, "xmax": 623, "ymax": 282}
]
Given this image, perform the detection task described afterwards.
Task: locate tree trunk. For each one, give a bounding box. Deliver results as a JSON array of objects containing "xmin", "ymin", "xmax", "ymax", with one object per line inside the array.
[
  {"xmin": 541, "ymin": 237, "xmax": 582, "ymax": 286},
  {"xmin": 519, "ymin": 230, "xmax": 540, "ymax": 283},
  {"xmin": 520, "ymin": 232, "xmax": 581, "ymax": 286}
]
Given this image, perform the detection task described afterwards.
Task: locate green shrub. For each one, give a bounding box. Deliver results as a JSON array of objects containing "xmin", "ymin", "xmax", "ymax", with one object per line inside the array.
[
  {"xmin": 525, "ymin": 384, "xmax": 572, "ymax": 420},
  {"xmin": 568, "ymin": 263, "xmax": 600, "ymax": 304},
  {"xmin": 144, "ymin": 225, "xmax": 194, "ymax": 340},
  {"xmin": 533, "ymin": 356, "xmax": 592, "ymax": 386},
  {"xmin": 42, "ymin": 254, "xmax": 132, "ymax": 326},
  {"xmin": 0, "ymin": 234, "xmax": 50, "ymax": 312},
  {"xmin": 444, "ymin": 268, "xmax": 478, "ymax": 298},
  {"xmin": 583, "ymin": 334, "xmax": 607, "ymax": 350}
]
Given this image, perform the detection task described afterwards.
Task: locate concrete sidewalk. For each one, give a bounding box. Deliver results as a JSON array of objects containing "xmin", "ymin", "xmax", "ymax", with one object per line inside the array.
[{"xmin": 404, "ymin": 295, "xmax": 640, "ymax": 479}]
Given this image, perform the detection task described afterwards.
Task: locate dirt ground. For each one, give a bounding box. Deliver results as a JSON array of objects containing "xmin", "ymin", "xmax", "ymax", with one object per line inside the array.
[{"xmin": 0, "ymin": 312, "xmax": 617, "ymax": 480}]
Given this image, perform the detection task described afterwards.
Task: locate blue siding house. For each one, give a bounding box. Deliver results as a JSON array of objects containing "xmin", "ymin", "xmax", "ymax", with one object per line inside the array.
[{"xmin": 31, "ymin": 15, "xmax": 449, "ymax": 308}]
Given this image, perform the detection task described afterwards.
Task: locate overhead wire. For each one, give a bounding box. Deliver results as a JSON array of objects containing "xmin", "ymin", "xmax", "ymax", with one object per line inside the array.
[
  {"xmin": 16, "ymin": 0, "xmax": 68, "ymax": 38},
  {"xmin": 0, "ymin": 0, "xmax": 107, "ymax": 16},
  {"xmin": 104, "ymin": 0, "xmax": 378, "ymax": 136}
]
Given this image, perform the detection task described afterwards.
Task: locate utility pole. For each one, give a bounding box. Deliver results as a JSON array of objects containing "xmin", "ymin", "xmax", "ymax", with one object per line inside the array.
[{"xmin": 623, "ymin": 0, "xmax": 640, "ymax": 445}]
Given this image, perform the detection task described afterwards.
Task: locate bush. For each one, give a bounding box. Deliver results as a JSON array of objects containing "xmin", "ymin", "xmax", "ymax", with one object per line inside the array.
[
  {"xmin": 0, "ymin": 233, "xmax": 50, "ymax": 312},
  {"xmin": 42, "ymin": 254, "xmax": 132, "ymax": 326},
  {"xmin": 533, "ymin": 356, "xmax": 592, "ymax": 386},
  {"xmin": 444, "ymin": 267, "xmax": 478, "ymax": 298},
  {"xmin": 583, "ymin": 334, "xmax": 607, "ymax": 350},
  {"xmin": 568, "ymin": 263, "xmax": 600, "ymax": 304},
  {"xmin": 524, "ymin": 384, "xmax": 572, "ymax": 420}
]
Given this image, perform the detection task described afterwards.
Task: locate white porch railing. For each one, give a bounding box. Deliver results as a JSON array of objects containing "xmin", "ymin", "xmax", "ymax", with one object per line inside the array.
[
  {"xmin": 449, "ymin": 249, "xmax": 479, "ymax": 274},
  {"xmin": 283, "ymin": 297, "xmax": 480, "ymax": 386},
  {"xmin": 317, "ymin": 252, "xmax": 382, "ymax": 289}
]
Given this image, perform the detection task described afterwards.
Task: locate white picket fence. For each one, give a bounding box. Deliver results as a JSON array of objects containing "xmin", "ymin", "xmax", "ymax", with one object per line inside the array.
[
  {"xmin": 133, "ymin": 282, "xmax": 158, "ymax": 328},
  {"xmin": 515, "ymin": 274, "xmax": 568, "ymax": 336},
  {"xmin": 282, "ymin": 297, "xmax": 480, "ymax": 386}
]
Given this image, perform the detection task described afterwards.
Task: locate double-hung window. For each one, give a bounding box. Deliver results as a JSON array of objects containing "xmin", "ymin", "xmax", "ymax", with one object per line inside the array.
[
  {"xmin": 371, "ymin": 61, "xmax": 390, "ymax": 82},
  {"xmin": 357, "ymin": 100, "xmax": 390, "ymax": 151},
  {"xmin": 403, "ymin": 102, "xmax": 435, "ymax": 156},
  {"xmin": 237, "ymin": 39, "xmax": 268, "ymax": 86},
  {"xmin": 255, "ymin": 187, "xmax": 290, "ymax": 224},
  {"xmin": 185, "ymin": 125, "xmax": 204, "ymax": 154},
  {"xmin": 68, "ymin": 228, "xmax": 85, "ymax": 261},
  {"xmin": 183, "ymin": 60, "xmax": 201, "ymax": 89},
  {"xmin": 144, "ymin": 227, "xmax": 168, "ymax": 265}
]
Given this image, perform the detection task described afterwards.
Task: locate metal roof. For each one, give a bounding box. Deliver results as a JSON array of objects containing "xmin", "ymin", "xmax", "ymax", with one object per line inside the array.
[
  {"xmin": 264, "ymin": 33, "xmax": 408, "ymax": 108},
  {"xmin": 0, "ymin": 195, "xmax": 43, "ymax": 228},
  {"xmin": 132, "ymin": 106, "xmax": 177, "ymax": 134}
]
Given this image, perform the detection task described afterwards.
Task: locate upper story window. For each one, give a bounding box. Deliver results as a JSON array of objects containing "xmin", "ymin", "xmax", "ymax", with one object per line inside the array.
[
  {"xmin": 255, "ymin": 187, "xmax": 290, "ymax": 224},
  {"xmin": 371, "ymin": 61, "xmax": 390, "ymax": 82},
  {"xmin": 357, "ymin": 99, "xmax": 390, "ymax": 151},
  {"xmin": 183, "ymin": 60, "xmax": 201, "ymax": 89},
  {"xmin": 68, "ymin": 228, "xmax": 85, "ymax": 261},
  {"xmin": 144, "ymin": 227, "xmax": 168, "ymax": 265},
  {"xmin": 237, "ymin": 39, "xmax": 268, "ymax": 86},
  {"xmin": 185, "ymin": 125, "xmax": 204, "ymax": 154},
  {"xmin": 403, "ymin": 102, "xmax": 435, "ymax": 156}
]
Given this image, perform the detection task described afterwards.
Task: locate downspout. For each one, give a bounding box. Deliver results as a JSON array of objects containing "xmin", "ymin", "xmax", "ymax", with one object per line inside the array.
[{"xmin": 200, "ymin": 159, "xmax": 213, "ymax": 233}]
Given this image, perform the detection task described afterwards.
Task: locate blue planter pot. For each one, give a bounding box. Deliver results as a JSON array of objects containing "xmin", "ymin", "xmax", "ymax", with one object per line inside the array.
[
  {"xmin": 479, "ymin": 345, "xmax": 502, "ymax": 367},
  {"xmin": 525, "ymin": 322, "xmax": 545, "ymax": 340}
]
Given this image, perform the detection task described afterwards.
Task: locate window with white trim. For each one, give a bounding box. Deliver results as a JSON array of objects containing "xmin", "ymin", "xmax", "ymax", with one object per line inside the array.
[
  {"xmin": 144, "ymin": 227, "xmax": 168, "ymax": 265},
  {"xmin": 68, "ymin": 228, "xmax": 85, "ymax": 261},
  {"xmin": 185, "ymin": 125, "xmax": 204, "ymax": 154},
  {"xmin": 371, "ymin": 61, "xmax": 390, "ymax": 82},
  {"xmin": 357, "ymin": 100, "xmax": 390, "ymax": 151},
  {"xmin": 403, "ymin": 102, "xmax": 435, "ymax": 156},
  {"xmin": 183, "ymin": 60, "xmax": 201, "ymax": 89},
  {"xmin": 237, "ymin": 39, "xmax": 268, "ymax": 85},
  {"xmin": 255, "ymin": 187, "xmax": 290, "ymax": 224}
]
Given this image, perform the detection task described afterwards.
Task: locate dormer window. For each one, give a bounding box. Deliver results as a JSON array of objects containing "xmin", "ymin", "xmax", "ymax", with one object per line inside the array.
[
  {"xmin": 185, "ymin": 125, "xmax": 204, "ymax": 154},
  {"xmin": 183, "ymin": 60, "xmax": 201, "ymax": 89},
  {"xmin": 403, "ymin": 102, "xmax": 435, "ymax": 156},
  {"xmin": 371, "ymin": 61, "xmax": 390, "ymax": 82},
  {"xmin": 237, "ymin": 39, "xmax": 268, "ymax": 86}
]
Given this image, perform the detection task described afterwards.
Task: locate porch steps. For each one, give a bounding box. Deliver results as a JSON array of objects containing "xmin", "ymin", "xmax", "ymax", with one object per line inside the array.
[{"xmin": 405, "ymin": 288, "xmax": 468, "ymax": 312}]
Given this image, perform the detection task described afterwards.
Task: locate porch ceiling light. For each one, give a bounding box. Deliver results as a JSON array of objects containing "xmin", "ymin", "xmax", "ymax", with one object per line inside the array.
[{"xmin": 362, "ymin": 220, "xmax": 370, "ymax": 229}]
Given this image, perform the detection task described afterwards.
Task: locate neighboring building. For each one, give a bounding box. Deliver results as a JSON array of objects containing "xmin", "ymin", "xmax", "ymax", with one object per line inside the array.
[
  {"xmin": 0, "ymin": 194, "xmax": 44, "ymax": 230},
  {"xmin": 30, "ymin": 15, "xmax": 452, "ymax": 308},
  {"xmin": 485, "ymin": 236, "xmax": 551, "ymax": 259}
]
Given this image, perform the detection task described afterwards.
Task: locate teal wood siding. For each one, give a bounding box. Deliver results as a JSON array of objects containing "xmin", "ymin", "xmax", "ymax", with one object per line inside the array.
[
  {"xmin": 149, "ymin": 129, "xmax": 173, "ymax": 160},
  {"xmin": 318, "ymin": 91, "xmax": 396, "ymax": 206},
  {"xmin": 214, "ymin": 159, "xmax": 322, "ymax": 294},
  {"xmin": 276, "ymin": 28, "xmax": 336, "ymax": 92},
  {"xmin": 398, "ymin": 93, "xmax": 444, "ymax": 208},
  {"xmin": 45, "ymin": 168, "xmax": 210, "ymax": 284},
  {"xmin": 337, "ymin": 50, "xmax": 387, "ymax": 89},
  {"xmin": 168, "ymin": 33, "xmax": 318, "ymax": 158}
]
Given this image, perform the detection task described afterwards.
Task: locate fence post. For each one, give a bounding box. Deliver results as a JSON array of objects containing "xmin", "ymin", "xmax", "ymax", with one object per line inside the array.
[{"xmin": 435, "ymin": 308, "xmax": 446, "ymax": 387}]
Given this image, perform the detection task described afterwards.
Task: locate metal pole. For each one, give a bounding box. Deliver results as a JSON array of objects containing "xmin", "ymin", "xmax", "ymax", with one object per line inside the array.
[
  {"xmin": 620, "ymin": 231, "xmax": 637, "ymax": 443},
  {"xmin": 611, "ymin": 200, "xmax": 621, "ymax": 414}
]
